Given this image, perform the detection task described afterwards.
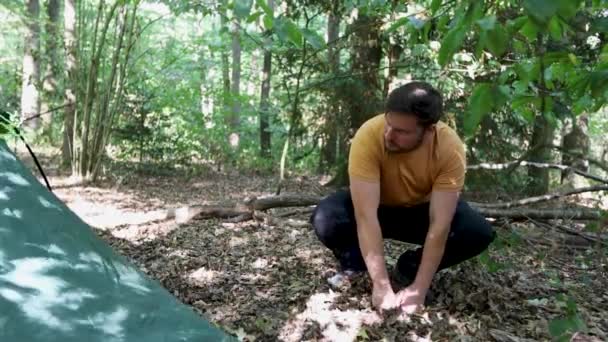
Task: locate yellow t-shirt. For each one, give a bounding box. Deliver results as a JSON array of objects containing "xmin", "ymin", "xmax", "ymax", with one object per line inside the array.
[{"xmin": 348, "ymin": 114, "xmax": 466, "ymax": 206}]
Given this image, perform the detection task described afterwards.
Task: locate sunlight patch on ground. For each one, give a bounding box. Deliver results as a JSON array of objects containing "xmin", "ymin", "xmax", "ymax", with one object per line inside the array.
[
  {"xmin": 279, "ymin": 291, "xmax": 382, "ymax": 341},
  {"xmin": 187, "ymin": 267, "xmax": 221, "ymax": 287},
  {"xmin": 252, "ymin": 257, "xmax": 268, "ymax": 269},
  {"xmin": 229, "ymin": 236, "xmax": 249, "ymax": 248},
  {"xmin": 67, "ymin": 196, "xmax": 173, "ymax": 229}
]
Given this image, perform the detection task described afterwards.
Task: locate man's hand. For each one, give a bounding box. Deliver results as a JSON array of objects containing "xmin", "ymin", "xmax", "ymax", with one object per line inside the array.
[
  {"xmin": 396, "ymin": 285, "xmax": 426, "ymax": 314},
  {"xmin": 372, "ymin": 284, "xmax": 425, "ymax": 314},
  {"xmin": 372, "ymin": 285, "xmax": 399, "ymax": 312}
]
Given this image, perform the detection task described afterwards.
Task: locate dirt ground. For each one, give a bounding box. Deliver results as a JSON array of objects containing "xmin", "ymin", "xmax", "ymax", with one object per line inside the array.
[{"xmin": 17, "ymin": 148, "xmax": 608, "ymax": 342}]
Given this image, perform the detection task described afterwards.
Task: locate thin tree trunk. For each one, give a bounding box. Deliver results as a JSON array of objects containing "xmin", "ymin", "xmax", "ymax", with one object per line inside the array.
[
  {"xmin": 348, "ymin": 13, "xmax": 383, "ymax": 131},
  {"xmin": 62, "ymin": 0, "xmax": 77, "ymax": 168},
  {"xmin": 77, "ymin": 0, "xmax": 105, "ymax": 177},
  {"xmin": 561, "ymin": 115, "xmax": 590, "ymax": 186},
  {"xmin": 21, "ymin": 0, "xmax": 41, "ymax": 130},
  {"xmin": 384, "ymin": 44, "xmax": 402, "ymax": 96},
  {"xmin": 220, "ymin": 0, "xmax": 230, "ymax": 113},
  {"xmin": 79, "ymin": 1, "xmax": 119, "ymax": 179},
  {"xmin": 528, "ymin": 39, "xmax": 555, "ymax": 195},
  {"xmin": 259, "ymin": 0, "xmax": 274, "ymax": 158},
  {"xmin": 320, "ymin": 12, "xmax": 340, "ymax": 172},
  {"xmin": 332, "ymin": 12, "xmax": 382, "ymax": 186},
  {"xmin": 199, "ymin": 45, "xmax": 214, "ymax": 118},
  {"xmin": 90, "ymin": 5, "xmax": 128, "ymax": 180},
  {"xmin": 41, "ymin": 0, "xmax": 60, "ymax": 136},
  {"xmin": 92, "ymin": 2, "xmax": 139, "ymax": 180},
  {"xmin": 229, "ymin": 18, "xmax": 242, "ymax": 148}
]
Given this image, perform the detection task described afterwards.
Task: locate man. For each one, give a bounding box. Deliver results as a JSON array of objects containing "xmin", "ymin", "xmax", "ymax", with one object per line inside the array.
[{"xmin": 311, "ymin": 81, "xmax": 495, "ymax": 314}]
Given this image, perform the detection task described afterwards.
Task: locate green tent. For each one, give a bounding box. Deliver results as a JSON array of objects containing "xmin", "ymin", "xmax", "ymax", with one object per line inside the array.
[{"xmin": 0, "ymin": 140, "xmax": 235, "ymax": 342}]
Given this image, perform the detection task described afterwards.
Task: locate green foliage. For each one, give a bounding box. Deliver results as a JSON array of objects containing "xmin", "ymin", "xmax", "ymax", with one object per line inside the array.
[
  {"xmin": 0, "ymin": 110, "xmax": 16, "ymax": 138},
  {"xmin": 548, "ymin": 294, "xmax": 588, "ymax": 341},
  {"xmin": 438, "ymin": 26, "xmax": 467, "ymax": 67},
  {"xmin": 3, "ymin": 0, "xmax": 606, "ymax": 189},
  {"xmin": 465, "ymin": 84, "xmax": 494, "ymax": 136},
  {"xmin": 234, "ymin": 0, "xmax": 254, "ymax": 20}
]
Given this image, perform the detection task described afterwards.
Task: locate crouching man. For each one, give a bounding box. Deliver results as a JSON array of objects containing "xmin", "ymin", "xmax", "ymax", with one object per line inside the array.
[{"xmin": 311, "ymin": 81, "xmax": 495, "ymax": 314}]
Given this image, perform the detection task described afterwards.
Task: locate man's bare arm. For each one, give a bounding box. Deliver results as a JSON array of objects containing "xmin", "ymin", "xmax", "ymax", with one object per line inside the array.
[
  {"xmin": 412, "ymin": 191, "xmax": 459, "ymax": 293},
  {"xmin": 350, "ymin": 179, "xmax": 390, "ymax": 290}
]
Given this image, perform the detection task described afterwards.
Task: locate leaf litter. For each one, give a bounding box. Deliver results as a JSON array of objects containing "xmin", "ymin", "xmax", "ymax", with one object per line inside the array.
[{"xmin": 41, "ymin": 167, "xmax": 608, "ymax": 342}]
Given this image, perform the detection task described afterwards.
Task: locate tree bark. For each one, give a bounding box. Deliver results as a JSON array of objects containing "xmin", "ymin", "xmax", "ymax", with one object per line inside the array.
[
  {"xmin": 258, "ymin": 0, "xmax": 273, "ymax": 158},
  {"xmin": 383, "ymin": 43, "xmax": 402, "ymax": 97},
  {"xmin": 41, "ymin": 0, "xmax": 61, "ymax": 135},
  {"xmin": 62, "ymin": 0, "xmax": 77, "ymax": 168},
  {"xmin": 320, "ymin": 12, "xmax": 340, "ymax": 172},
  {"xmin": 332, "ymin": 12, "xmax": 383, "ymax": 185},
  {"xmin": 348, "ymin": 13, "xmax": 383, "ymax": 132},
  {"xmin": 561, "ymin": 115, "xmax": 590, "ymax": 186},
  {"xmin": 528, "ymin": 41, "xmax": 555, "ymax": 195},
  {"xmin": 21, "ymin": 0, "xmax": 41, "ymax": 131}
]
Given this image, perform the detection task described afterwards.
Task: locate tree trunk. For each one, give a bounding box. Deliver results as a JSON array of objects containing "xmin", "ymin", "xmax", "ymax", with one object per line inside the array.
[
  {"xmin": 221, "ymin": 42, "xmax": 231, "ymax": 112},
  {"xmin": 40, "ymin": 0, "xmax": 61, "ymax": 136},
  {"xmin": 77, "ymin": 1, "xmax": 120, "ymax": 180},
  {"xmin": 228, "ymin": 18, "xmax": 242, "ymax": 148},
  {"xmin": 21, "ymin": 0, "xmax": 41, "ymax": 131},
  {"xmin": 62, "ymin": 0, "xmax": 77, "ymax": 168},
  {"xmin": 384, "ymin": 44, "xmax": 402, "ymax": 97},
  {"xmin": 528, "ymin": 45, "xmax": 555, "ymax": 195},
  {"xmin": 561, "ymin": 115, "xmax": 590, "ymax": 186},
  {"xmin": 90, "ymin": 5, "xmax": 129, "ymax": 181},
  {"xmin": 320, "ymin": 12, "xmax": 340, "ymax": 173},
  {"xmin": 199, "ymin": 48, "xmax": 212, "ymax": 117},
  {"xmin": 528, "ymin": 115, "xmax": 555, "ymax": 195},
  {"xmin": 259, "ymin": 0, "xmax": 274, "ymax": 158},
  {"xmin": 332, "ymin": 12, "xmax": 383, "ymax": 186},
  {"xmin": 348, "ymin": 14, "xmax": 383, "ymax": 131}
]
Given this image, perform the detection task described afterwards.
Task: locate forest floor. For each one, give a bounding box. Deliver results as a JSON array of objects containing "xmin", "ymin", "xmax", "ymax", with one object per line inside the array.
[{"xmin": 17, "ymin": 147, "xmax": 608, "ymax": 342}]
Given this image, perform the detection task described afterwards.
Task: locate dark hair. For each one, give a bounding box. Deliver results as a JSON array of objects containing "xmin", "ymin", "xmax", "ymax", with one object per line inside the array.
[{"xmin": 385, "ymin": 81, "xmax": 443, "ymax": 126}]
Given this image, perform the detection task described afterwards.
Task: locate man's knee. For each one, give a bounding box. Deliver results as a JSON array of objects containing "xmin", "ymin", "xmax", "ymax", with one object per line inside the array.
[
  {"xmin": 454, "ymin": 201, "xmax": 496, "ymax": 252},
  {"xmin": 311, "ymin": 205, "xmax": 335, "ymax": 244},
  {"xmin": 476, "ymin": 218, "xmax": 496, "ymax": 250},
  {"xmin": 310, "ymin": 190, "xmax": 354, "ymax": 247}
]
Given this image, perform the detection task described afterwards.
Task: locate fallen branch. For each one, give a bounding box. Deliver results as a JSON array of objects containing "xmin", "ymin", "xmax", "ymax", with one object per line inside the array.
[
  {"xmin": 157, "ymin": 193, "xmax": 603, "ymax": 225},
  {"xmin": 275, "ymin": 208, "xmax": 315, "ymax": 218},
  {"xmin": 468, "ymin": 161, "xmax": 608, "ymax": 185},
  {"xmin": 163, "ymin": 194, "xmax": 321, "ymax": 223},
  {"xmin": 249, "ymin": 194, "xmax": 319, "ymax": 210},
  {"xmin": 474, "ymin": 207, "xmax": 601, "ymax": 220},
  {"xmin": 547, "ymin": 144, "xmax": 608, "ymax": 174},
  {"xmin": 527, "ymin": 219, "xmax": 607, "ymax": 246},
  {"xmin": 469, "ymin": 185, "xmax": 608, "ymax": 209}
]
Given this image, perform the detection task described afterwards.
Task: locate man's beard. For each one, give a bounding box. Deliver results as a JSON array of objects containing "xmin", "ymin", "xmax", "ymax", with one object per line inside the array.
[{"xmin": 384, "ymin": 134, "xmax": 425, "ymax": 154}]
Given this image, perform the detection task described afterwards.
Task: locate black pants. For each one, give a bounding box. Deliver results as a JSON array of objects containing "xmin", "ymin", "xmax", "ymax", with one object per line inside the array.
[{"xmin": 310, "ymin": 190, "xmax": 496, "ymax": 280}]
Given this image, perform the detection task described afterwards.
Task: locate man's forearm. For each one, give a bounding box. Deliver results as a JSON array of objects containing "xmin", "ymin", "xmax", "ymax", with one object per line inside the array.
[
  {"xmin": 413, "ymin": 224, "xmax": 449, "ymax": 293},
  {"xmin": 357, "ymin": 218, "xmax": 390, "ymax": 289}
]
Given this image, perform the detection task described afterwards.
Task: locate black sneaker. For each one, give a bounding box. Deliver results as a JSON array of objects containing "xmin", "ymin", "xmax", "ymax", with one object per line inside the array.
[
  {"xmin": 390, "ymin": 265, "xmax": 436, "ymax": 305},
  {"xmin": 332, "ymin": 247, "xmax": 367, "ymax": 273},
  {"xmin": 391, "ymin": 264, "xmax": 414, "ymax": 289}
]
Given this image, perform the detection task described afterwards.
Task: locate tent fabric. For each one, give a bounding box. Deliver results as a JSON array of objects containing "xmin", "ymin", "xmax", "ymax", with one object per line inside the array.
[{"xmin": 0, "ymin": 141, "xmax": 235, "ymax": 342}]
